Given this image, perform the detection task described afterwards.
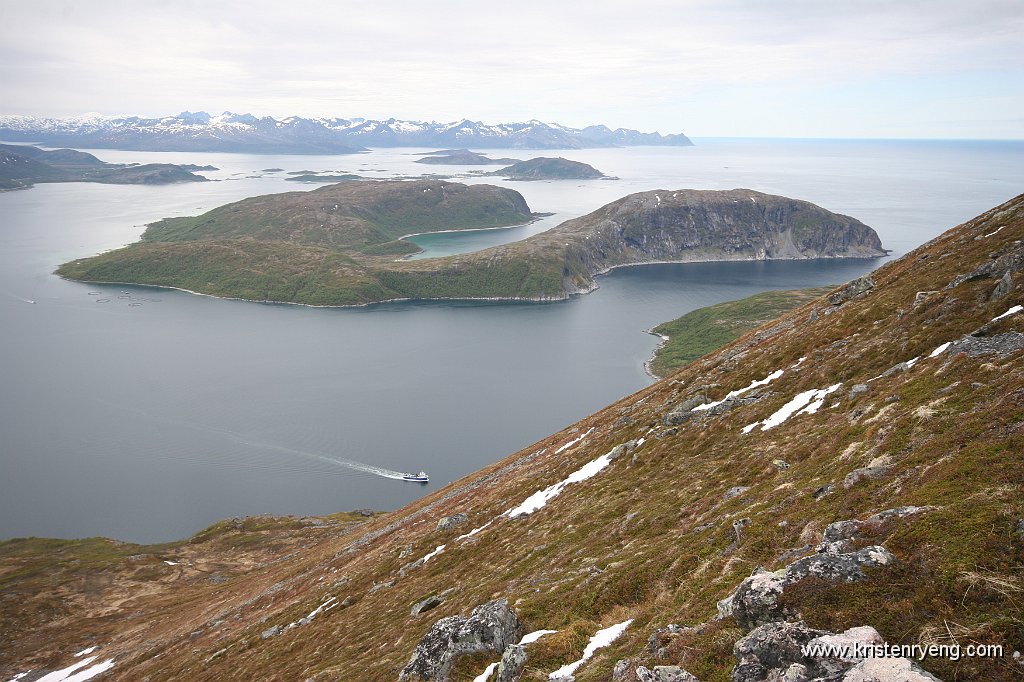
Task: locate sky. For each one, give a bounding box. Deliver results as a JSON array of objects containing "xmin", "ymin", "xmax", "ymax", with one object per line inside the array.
[{"xmin": 1, "ymin": 0, "xmax": 1022, "ymax": 139}]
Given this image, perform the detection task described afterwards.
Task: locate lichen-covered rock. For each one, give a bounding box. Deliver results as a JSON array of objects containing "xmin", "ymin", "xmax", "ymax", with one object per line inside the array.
[
  {"xmin": 647, "ymin": 623, "xmax": 691, "ymax": 658},
  {"xmin": 612, "ymin": 659, "xmax": 632, "ymax": 680},
  {"xmin": 495, "ymin": 643, "xmax": 527, "ymax": 682},
  {"xmin": 828, "ymin": 276, "xmax": 875, "ymax": 305},
  {"xmin": 637, "ymin": 665, "xmax": 701, "ymax": 681},
  {"xmin": 843, "ymin": 464, "xmax": 892, "ymax": 489},
  {"xmin": 840, "ymin": 656, "xmax": 942, "ymax": 681},
  {"xmin": 437, "ymin": 513, "xmax": 469, "ymax": 531},
  {"xmin": 724, "ymin": 487, "xmax": 751, "ymax": 501},
  {"xmin": 400, "ymin": 599, "xmax": 522, "ymax": 681},
  {"xmin": 664, "ymin": 395, "xmax": 708, "ymax": 425},
  {"xmin": 732, "ymin": 621, "xmax": 829, "ymax": 682},
  {"xmin": 720, "ymin": 547, "xmax": 896, "ymax": 629},
  {"xmin": 946, "ymin": 243, "xmax": 1024, "ymax": 290},
  {"xmin": 733, "ymin": 623, "xmax": 889, "ymax": 682},
  {"xmin": 947, "ymin": 332, "xmax": 1024, "ymax": 358},
  {"xmin": 411, "ymin": 594, "xmax": 445, "ymax": 617}
]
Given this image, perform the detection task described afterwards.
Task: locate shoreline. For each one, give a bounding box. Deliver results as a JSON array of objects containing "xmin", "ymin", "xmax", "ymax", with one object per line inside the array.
[
  {"xmin": 56, "ymin": 252, "xmax": 872, "ymax": 310},
  {"xmin": 395, "ymin": 212, "xmax": 555, "ymax": 260},
  {"xmin": 642, "ymin": 329, "xmax": 671, "ymax": 380}
]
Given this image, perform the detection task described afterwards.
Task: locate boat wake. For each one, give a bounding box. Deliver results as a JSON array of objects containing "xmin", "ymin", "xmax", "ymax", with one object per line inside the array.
[
  {"xmin": 227, "ymin": 436, "xmax": 410, "ymax": 481},
  {"xmin": 95, "ymin": 399, "xmax": 412, "ymax": 482}
]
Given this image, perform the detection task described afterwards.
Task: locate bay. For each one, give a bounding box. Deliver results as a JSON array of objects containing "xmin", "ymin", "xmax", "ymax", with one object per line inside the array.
[{"xmin": 1, "ymin": 139, "xmax": 1021, "ymax": 542}]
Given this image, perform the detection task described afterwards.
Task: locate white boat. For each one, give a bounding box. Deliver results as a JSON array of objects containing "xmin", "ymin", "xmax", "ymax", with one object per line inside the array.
[{"xmin": 402, "ymin": 471, "xmax": 429, "ymax": 483}]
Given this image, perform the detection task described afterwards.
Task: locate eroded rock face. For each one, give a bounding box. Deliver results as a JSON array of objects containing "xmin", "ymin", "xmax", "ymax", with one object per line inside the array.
[
  {"xmin": 719, "ymin": 547, "xmax": 896, "ymax": 629},
  {"xmin": 400, "ymin": 599, "xmax": 522, "ymax": 681}
]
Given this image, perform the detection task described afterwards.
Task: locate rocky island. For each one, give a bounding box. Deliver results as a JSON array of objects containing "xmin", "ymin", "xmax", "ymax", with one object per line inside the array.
[
  {"xmin": 0, "ymin": 143, "xmax": 210, "ymax": 190},
  {"xmin": 6, "ymin": 194, "xmax": 1023, "ymax": 681},
  {"xmin": 488, "ymin": 156, "xmax": 605, "ymax": 180},
  {"xmin": 58, "ymin": 184, "xmax": 886, "ymax": 306},
  {"xmin": 414, "ymin": 149, "xmax": 521, "ymax": 165}
]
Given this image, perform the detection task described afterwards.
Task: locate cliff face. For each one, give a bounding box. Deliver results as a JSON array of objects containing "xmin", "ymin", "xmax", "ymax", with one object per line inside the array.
[
  {"xmin": 560, "ymin": 189, "xmax": 884, "ymax": 278},
  {"xmin": 8, "ymin": 194, "xmax": 1023, "ymax": 681}
]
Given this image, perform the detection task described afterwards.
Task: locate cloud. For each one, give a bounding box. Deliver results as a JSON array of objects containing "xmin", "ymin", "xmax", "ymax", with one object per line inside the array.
[{"xmin": 1, "ymin": 0, "xmax": 1021, "ymax": 137}]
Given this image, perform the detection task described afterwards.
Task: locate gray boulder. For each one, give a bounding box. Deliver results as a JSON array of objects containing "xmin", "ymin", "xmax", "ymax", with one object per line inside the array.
[
  {"xmin": 411, "ymin": 594, "xmax": 446, "ymax": 617},
  {"xmin": 495, "ymin": 643, "xmax": 528, "ymax": 682},
  {"xmin": 732, "ymin": 620, "xmax": 829, "ymax": 682},
  {"xmin": 947, "ymin": 332, "xmax": 1024, "ymax": 358},
  {"xmin": 400, "ymin": 599, "xmax": 523, "ymax": 681},
  {"xmin": 437, "ymin": 513, "xmax": 469, "ymax": 532},
  {"xmin": 732, "ymin": 622, "xmax": 894, "ymax": 682},
  {"xmin": 828, "ymin": 276, "xmax": 875, "ymax": 306},
  {"xmin": 946, "ymin": 243, "xmax": 1024, "ymax": 290},
  {"xmin": 819, "ymin": 506, "xmax": 938, "ymax": 553},
  {"xmin": 636, "ymin": 665, "xmax": 701, "ymax": 681},
  {"xmin": 719, "ymin": 547, "xmax": 896, "ymax": 629},
  {"xmin": 841, "ymin": 656, "xmax": 942, "ymax": 681}
]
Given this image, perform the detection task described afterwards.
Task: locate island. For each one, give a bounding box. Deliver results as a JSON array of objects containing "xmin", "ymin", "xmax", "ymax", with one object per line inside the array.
[
  {"xmin": 414, "ymin": 149, "xmax": 521, "ymax": 165},
  {"xmin": 58, "ymin": 183, "xmax": 886, "ymax": 306},
  {"xmin": 487, "ymin": 156, "xmax": 605, "ymax": 180},
  {"xmin": 0, "ymin": 143, "xmax": 209, "ymax": 190}
]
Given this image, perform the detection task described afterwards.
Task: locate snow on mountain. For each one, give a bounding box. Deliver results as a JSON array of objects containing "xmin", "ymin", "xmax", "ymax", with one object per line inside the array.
[{"xmin": 0, "ymin": 112, "xmax": 693, "ymax": 154}]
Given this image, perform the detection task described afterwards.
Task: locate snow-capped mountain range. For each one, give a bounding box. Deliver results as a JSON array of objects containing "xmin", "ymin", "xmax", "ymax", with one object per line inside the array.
[{"xmin": 0, "ymin": 112, "xmax": 693, "ymax": 154}]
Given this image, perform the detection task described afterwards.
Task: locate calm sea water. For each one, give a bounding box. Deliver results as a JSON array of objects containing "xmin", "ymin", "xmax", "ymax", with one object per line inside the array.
[{"xmin": 1, "ymin": 139, "xmax": 1021, "ymax": 542}]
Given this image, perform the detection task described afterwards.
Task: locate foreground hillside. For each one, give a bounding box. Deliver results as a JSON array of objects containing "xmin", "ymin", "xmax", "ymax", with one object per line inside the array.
[
  {"xmin": 5, "ymin": 193, "xmax": 1022, "ymax": 681},
  {"xmin": 58, "ymin": 184, "xmax": 885, "ymax": 306}
]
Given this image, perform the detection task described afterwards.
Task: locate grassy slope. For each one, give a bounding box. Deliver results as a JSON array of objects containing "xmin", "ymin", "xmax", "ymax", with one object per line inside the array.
[
  {"xmin": 648, "ymin": 288, "xmax": 832, "ymax": 377},
  {"xmin": 5, "ymin": 195, "xmax": 1023, "ymax": 681}
]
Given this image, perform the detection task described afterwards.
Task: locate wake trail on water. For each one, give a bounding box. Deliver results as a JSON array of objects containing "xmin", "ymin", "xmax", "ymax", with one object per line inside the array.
[
  {"xmin": 1, "ymin": 289, "xmax": 36, "ymax": 304},
  {"xmin": 96, "ymin": 399, "xmax": 411, "ymax": 481},
  {"xmin": 224, "ymin": 435, "xmax": 409, "ymax": 481}
]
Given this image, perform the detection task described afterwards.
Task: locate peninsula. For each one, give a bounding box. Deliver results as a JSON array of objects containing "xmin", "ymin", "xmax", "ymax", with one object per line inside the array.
[{"xmin": 58, "ymin": 183, "xmax": 886, "ymax": 306}]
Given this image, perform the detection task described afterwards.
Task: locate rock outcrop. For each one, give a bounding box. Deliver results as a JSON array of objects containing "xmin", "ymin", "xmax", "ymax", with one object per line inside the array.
[
  {"xmin": 400, "ymin": 599, "xmax": 522, "ymax": 681},
  {"xmin": 732, "ymin": 622, "xmax": 940, "ymax": 682},
  {"xmin": 719, "ymin": 546, "xmax": 896, "ymax": 629}
]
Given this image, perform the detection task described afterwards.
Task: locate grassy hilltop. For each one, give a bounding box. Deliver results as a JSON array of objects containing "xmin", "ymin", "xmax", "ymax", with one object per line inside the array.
[{"xmin": 5, "ymin": 194, "xmax": 1023, "ymax": 680}]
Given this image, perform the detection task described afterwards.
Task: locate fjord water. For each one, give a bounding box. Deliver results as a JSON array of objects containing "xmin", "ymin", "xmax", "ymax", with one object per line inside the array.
[{"xmin": 1, "ymin": 140, "xmax": 1021, "ymax": 542}]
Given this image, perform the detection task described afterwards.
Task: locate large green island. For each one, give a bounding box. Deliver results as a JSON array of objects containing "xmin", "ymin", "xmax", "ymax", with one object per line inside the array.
[{"xmin": 58, "ymin": 180, "xmax": 886, "ymax": 306}]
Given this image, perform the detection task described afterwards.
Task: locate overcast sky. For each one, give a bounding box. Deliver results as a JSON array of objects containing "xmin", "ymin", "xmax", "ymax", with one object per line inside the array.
[{"xmin": 2, "ymin": 0, "xmax": 1022, "ymax": 139}]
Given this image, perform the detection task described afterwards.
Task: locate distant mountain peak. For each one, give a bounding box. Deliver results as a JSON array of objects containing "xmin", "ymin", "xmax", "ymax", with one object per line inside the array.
[{"xmin": 0, "ymin": 113, "xmax": 693, "ymax": 154}]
